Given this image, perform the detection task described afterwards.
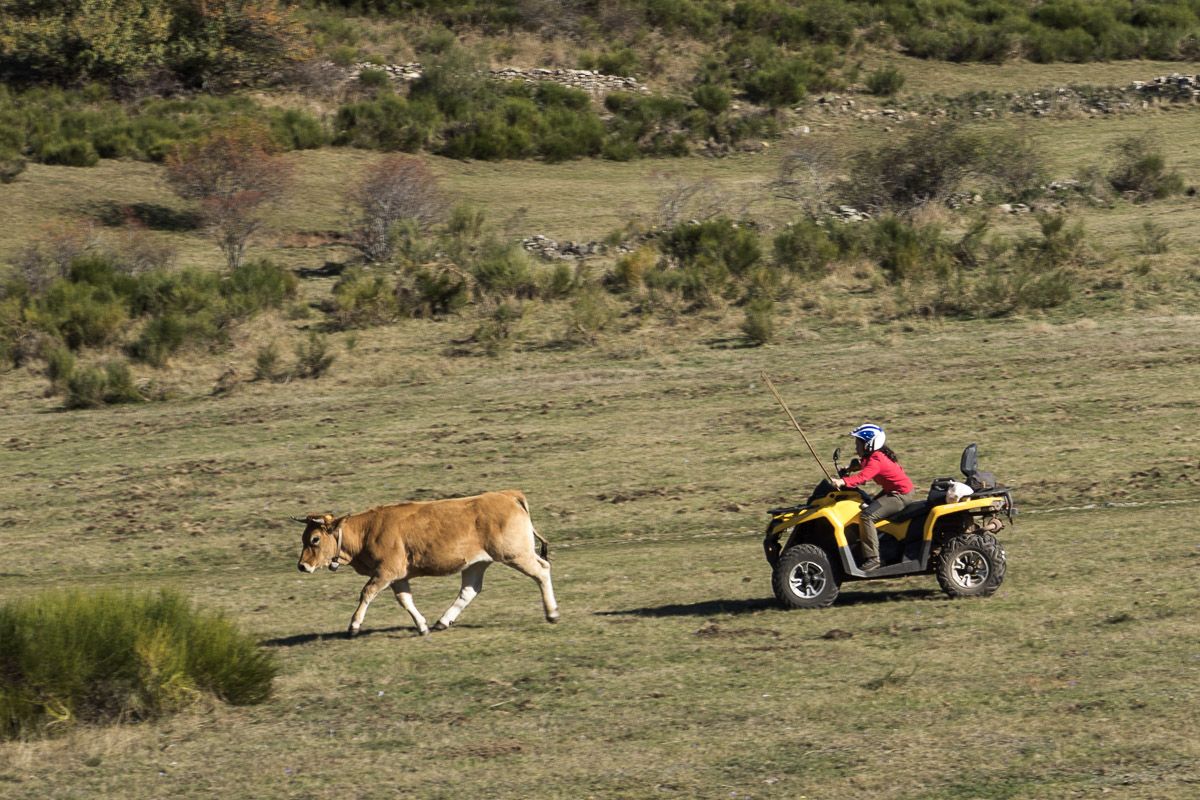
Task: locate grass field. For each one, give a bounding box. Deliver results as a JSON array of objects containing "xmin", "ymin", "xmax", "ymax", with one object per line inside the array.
[
  {"xmin": 3, "ymin": 54, "xmax": 1200, "ymax": 798},
  {"xmin": 2, "ymin": 304, "xmax": 1199, "ymax": 798}
]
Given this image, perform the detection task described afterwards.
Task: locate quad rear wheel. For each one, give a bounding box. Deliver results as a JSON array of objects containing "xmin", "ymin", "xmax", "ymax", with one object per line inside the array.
[
  {"xmin": 936, "ymin": 533, "xmax": 1006, "ymax": 598},
  {"xmin": 772, "ymin": 543, "xmax": 841, "ymax": 609}
]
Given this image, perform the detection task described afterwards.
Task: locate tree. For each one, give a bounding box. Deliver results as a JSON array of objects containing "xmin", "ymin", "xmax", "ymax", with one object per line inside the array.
[
  {"xmin": 345, "ymin": 156, "xmax": 445, "ymax": 263},
  {"xmin": 164, "ymin": 124, "xmax": 291, "ymax": 269}
]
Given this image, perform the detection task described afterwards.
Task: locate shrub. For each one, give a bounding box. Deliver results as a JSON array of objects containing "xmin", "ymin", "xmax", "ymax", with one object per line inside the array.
[
  {"xmin": 333, "ymin": 93, "xmax": 443, "ymax": 152},
  {"xmin": 868, "ymin": 216, "xmax": 953, "ymax": 282},
  {"xmin": 222, "ymin": 259, "xmax": 297, "ymax": 315},
  {"xmin": 43, "ymin": 343, "xmax": 76, "ymax": 393},
  {"xmin": 661, "ymin": 218, "xmax": 762, "ymax": 277},
  {"xmin": 29, "ymin": 280, "xmax": 128, "ymax": 350},
  {"xmin": 566, "ymin": 285, "xmax": 616, "ymax": 344},
  {"xmin": 610, "ymin": 247, "xmax": 659, "ymax": 292},
  {"xmin": 473, "ymin": 301, "xmax": 524, "ymax": 357},
  {"xmin": 254, "ymin": 342, "xmax": 284, "ymax": 382},
  {"xmin": 129, "ymin": 312, "xmax": 221, "ymax": 367},
  {"xmin": 692, "ymin": 84, "xmax": 731, "ymax": 115},
  {"xmin": 294, "ymin": 332, "xmax": 334, "ymax": 379},
  {"xmin": 396, "ymin": 265, "xmax": 470, "ymax": 318},
  {"xmin": 64, "ymin": 365, "xmax": 108, "ymax": 408},
  {"xmin": 36, "ymin": 138, "xmax": 100, "ymax": 167},
  {"xmin": 357, "ymin": 67, "xmax": 391, "ymax": 90},
  {"xmin": 865, "ymin": 66, "xmax": 906, "ymax": 96},
  {"xmin": 741, "ymin": 296, "xmax": 776, "ymax": 345},
  {"xmin": 270, "ymin": 109, "xmax": 328, "ymax": 150},
  {"xmin": 838, "ymin": 125, "xmax": 1045, "ymax": 211},
  {"xmin": 1106, "ymin": 135, "xmax": 1185, "ymax": 202},
  {"xmin": 0, "ymin": 589, "xmax": 275, "ymax": 738},
  {"xmin": 332, "ymin": 268, "xmax": 399, "ymax": 328},
  {"xmin": 471, "ymin": 239, "xmax": 537, "ymax": 298},
  {"xmin": 774, "ymin": 220, "xmax": 837, "ymax": 277}
]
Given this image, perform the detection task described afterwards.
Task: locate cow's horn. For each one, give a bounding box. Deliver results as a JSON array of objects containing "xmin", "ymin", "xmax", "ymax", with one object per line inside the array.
[{"xmin": 290, "ymin": 516, "xmax": 309, "ymax": 524}]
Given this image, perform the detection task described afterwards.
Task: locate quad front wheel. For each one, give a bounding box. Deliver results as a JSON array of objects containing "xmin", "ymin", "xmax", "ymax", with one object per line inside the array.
[
  {"xmin": 772, "ymin": 543, "xmax": 841, "ymax": 609},
  {"xmin": 936, "ymin": 533, "xmax": 1006, "ymax": 598}
]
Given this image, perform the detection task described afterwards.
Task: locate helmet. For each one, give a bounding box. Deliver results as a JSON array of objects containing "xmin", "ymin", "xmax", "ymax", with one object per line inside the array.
[{"xmin": 850, "ymin": 423, "xmax": 885, "ymax": 454}]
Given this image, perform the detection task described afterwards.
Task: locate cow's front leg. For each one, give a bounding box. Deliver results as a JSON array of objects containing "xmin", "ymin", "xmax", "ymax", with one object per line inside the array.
[
  {"xmin": 433, "ymin": 561, "xmax": 488, "ymax": 631},
  {"xmin": 348, "ymin": 575, "xmax": 392, "ymax": 637},
  {"xmin": 391, "ymin": 578, "xmax": 429, "ymax": 636}
]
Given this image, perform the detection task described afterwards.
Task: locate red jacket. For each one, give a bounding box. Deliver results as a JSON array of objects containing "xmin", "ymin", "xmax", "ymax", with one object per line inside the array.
[{"xmin": 843, "ymin": 451, "xmax": 914, "ymax": 495}]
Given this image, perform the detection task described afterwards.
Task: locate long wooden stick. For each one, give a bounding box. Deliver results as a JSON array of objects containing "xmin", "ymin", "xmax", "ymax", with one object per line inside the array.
[{"xmin": 761, "ymin": 371, "xmax": 833, "ymax": 483}]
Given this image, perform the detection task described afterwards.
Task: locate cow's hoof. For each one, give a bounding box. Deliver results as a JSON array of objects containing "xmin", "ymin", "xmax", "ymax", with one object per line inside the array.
[
  {"xmin": 417, "ymin": 626, "xmax": 430, "ymax": 637},
  {"xmin": 347, "ymin": 625, "xmax": 360, "ymax": 638},
  {"xmin": 546, "ymin": 611, "xmax": 560, "ymax": 624},
  {"xmin": 432, "ymin": 621, "xmax": 450, "ymax": 632}
]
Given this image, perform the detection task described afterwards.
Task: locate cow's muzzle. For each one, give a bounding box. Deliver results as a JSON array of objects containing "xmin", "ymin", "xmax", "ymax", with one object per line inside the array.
[{"xmin": 298, "ymin": 562, "xmax": 315, "ymax": 574}]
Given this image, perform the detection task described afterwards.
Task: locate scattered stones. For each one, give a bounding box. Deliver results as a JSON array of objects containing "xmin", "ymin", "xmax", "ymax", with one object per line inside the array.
[
  {"xmin": 349, "ymin": 62, "xmax": 650, "ymax": 95},
  {"xmin": 522, "ymin": 234, "xmax": 611, "ymax": 260}
]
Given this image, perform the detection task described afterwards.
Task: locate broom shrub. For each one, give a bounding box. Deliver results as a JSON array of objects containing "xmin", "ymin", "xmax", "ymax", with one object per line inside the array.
[{"xmin": 0, "ymin": 589, "xmax": 276, "ymax": 739}]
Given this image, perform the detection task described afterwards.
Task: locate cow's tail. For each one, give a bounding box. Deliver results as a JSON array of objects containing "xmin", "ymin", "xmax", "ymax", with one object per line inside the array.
[{"xmin": 515, "ymin": 493, "xmax": 551, "ymax": 561}]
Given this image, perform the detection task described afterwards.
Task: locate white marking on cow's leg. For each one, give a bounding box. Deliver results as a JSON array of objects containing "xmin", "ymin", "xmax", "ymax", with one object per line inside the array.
[
  {"xmin": 391, "ymin": 579, "xmax": 428, "ymax": 635},
  {"xmin": 433, "ymin": 560, "xmax": 488, "ymax": 631},
  {"xmin": 506, "ymin": 553, "xmax": 559, "ymax": 623},
  {"xmin": 349, "ymin": 576, "xmax": 392, "ymax": 636}
]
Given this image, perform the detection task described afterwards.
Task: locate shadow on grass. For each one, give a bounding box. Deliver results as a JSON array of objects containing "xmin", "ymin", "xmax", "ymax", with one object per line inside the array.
[
  {"xmin": 597, "ymin": 588, "xmax": 942, "ymax": 618},
  {"xmin": 261, "ymin": 625, "xmax": 412, "ymax": 647},
  {"xmin": 90, "ymin": 201, "xmax": 201, "ymax": 231},
  {"xmin": 704, "ymin": 336, "xmax": 758, "ymax": 350}
]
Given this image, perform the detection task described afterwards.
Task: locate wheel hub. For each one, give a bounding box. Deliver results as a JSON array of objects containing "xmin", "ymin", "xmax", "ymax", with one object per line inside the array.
[
  {"xmin": 951, "ymin": 550, "xmax": 989, "ymax": 588},
  {"xmin": 788, "ymin": 561, "xmax": 827, "ymax": 599}
]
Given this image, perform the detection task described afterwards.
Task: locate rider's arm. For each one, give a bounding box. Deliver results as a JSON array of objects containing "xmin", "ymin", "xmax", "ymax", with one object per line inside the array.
[{"xmin": 842, "ymin": 452, "xmax": 881, "ymax": 489}]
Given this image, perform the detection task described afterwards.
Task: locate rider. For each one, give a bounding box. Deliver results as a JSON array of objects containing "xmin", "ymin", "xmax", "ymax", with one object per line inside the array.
[{"xmin": 832, "ymin": 423, "xmax": 914, "ymax": 571}]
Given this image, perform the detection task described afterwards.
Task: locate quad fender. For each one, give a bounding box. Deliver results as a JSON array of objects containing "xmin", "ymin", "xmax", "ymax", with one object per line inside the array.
[{"xmin": 919, "ymin": 495, "xmax": 1012, "ymax": 541}]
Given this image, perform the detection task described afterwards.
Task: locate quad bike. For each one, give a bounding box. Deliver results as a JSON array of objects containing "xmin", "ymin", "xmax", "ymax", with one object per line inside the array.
[{"xmin": 762, "ymin": 443, "xmax": 1015, "ymax": 609}]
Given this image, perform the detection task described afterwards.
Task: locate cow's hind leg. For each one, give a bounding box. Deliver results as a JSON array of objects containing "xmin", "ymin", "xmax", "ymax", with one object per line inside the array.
[
  {"xmin": 433, "ymin": 561, "xmax": 488, "ymax": 631},
  {"xmin": 391, "ymin": 578, "xmax": 429, "ymax": 636},
  {"xmin": 505, "ymin": 553, "xmax": 559, "ymax": 623},
  {"xmin": 349, "ymin": 575, "xmax": 393, "ymax": 637}
]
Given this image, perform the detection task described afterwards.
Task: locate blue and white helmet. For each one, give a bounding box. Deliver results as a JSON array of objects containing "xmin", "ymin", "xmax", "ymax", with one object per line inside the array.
[{"xmin": 850, "ymin": 423, "xmax": 886, "ymax": 454}]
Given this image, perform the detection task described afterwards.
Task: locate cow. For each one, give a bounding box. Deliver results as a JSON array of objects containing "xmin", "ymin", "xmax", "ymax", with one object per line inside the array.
[{"xmin": 294, "ymin": 490, "xmax": 559, "ymax": 636}]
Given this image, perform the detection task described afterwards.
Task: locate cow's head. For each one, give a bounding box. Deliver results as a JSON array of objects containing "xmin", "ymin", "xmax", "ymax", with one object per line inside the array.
[{"xmin": 294, "ymin": 513, "xmax": 344, "ymax": 573}]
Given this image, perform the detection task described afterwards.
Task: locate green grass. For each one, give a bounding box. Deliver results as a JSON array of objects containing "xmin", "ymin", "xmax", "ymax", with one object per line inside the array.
[{"xmin": 1, "ymin": 306, "xmax": 1199, "ymax": 796}]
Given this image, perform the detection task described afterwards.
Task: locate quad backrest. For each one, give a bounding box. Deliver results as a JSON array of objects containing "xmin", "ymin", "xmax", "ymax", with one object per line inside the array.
[{"xmin": 960, "ymin": 443, "xmax": 978, "ymax": 479}]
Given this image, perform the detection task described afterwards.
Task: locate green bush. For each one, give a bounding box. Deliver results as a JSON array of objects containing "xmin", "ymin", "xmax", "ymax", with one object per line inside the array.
[
  {"xmin": 867, "ymin": 216, "xmax": 953, "ymax": 283},
  {"xmin": 661, "ymin": 218, "xmax": 762, "ymax": 277},
  {"xmin": 471, "ymin": 239, "xmax": 537, "ymax": 297},
  {"xmin": 865, "ymin": 66, "xmax": 906, "ymax": 96},
  {"xmin": 36, "ymin": 138, "xmax": 100, "ymax": 167},
  {"xmin": 473, "ymin": 301, "xmax": 524, "ymax": 357},
  {"xmin": 294, "ymin": 332, "xmax": 335, "ymax": 379},
  {"xmin": 129, "ymin": 312, "xmax": 222, "ymax": 367},
  {"xmin": 223, "ymin": 260, "xmax": 298, "ymax": 316},
  {"xmin": 333, "ymin": 93, "xmax": 443, "ymax": 152},
  {"xmin": 61, "ymin": 359, "xmax": 142, "ymax": 407},
  {"xmin": 332, "ymin": 268, "xmax": 399, "ymax": 328},
  {"xmin": 29, "ymin": 280, "xmax": 128, "ymax": 350},
  {"xmin": 43, "ymin": 343, "xmax": 76, "ymax": 392},
  {"xmin": 1107, "ymin": 135, "xmax": 1185, "ymax": 202},
  {"xmin": 270, "ymin": 109, "xmax": 328, "ymax": 150},
  {"xmin": 774, "ymin": 220, "xmax": 838, "ymax": 277},
  {"xmin": 741, "ymin": 296, "xmax": 776, "ymax": 345},
  {"xmin": 0, "ymin": 589, "xmax": 275, "ymax": 738},
  {"xmin": 692, "ymin": 84, "xmax": 731, "ymax": 115},
  {"xmin": 253, "ymin": 342, "xmax": 285, "ymax": 382},
  {"xmin": 397, "ymin": 266, "xmax": 470, "ymax": 318},
  {"xmin": 566, "ymin": 285, "xmax": 617, "ymax": 344},
  {"xmin": 357, "ymin": 67, "xmax": 392, "ymax": 90}
]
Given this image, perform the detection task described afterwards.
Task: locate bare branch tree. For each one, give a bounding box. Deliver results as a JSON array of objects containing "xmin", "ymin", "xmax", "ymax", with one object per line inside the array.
[
  {"xmin": 345, "ymin": 156, "xmax": 446, "ymax": 263},
  {"xmin": 771, "ymin": 147, "xmax": 839, "ymax": 219}
]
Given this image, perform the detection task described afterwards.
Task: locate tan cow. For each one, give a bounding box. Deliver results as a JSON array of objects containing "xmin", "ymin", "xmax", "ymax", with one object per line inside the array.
[{"xmin": 294, "ymin": 490, "xmax": 558, "ymax": 636}]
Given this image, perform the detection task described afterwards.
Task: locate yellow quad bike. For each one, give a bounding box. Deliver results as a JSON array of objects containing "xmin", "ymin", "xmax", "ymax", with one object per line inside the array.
[{"xmin": 762, "ymin": 443, "xmax": 1015, "ymax": 609}]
